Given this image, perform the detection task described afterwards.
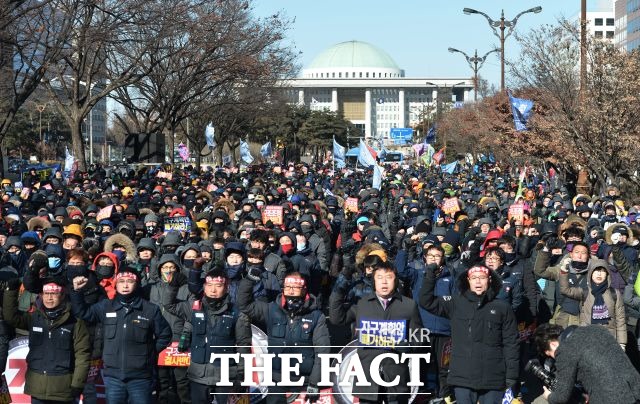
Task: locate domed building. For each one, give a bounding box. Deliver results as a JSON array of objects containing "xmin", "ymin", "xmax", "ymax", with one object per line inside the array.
[{"xmin": 283, "ymin": 40, "xmax": 473, "ymax": 144}]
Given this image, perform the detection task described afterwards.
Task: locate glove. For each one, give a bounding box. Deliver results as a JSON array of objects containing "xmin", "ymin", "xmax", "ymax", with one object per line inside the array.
[
  {"xmin": 70, "ymin": 386, "xmax": 83, "ymax": 398},
  {"xmin": 28, "ymin": 250, "xmax": 48, "ymax": 273},
  {"xmin": 246, "ymin": 266, "xmax": 263, "ymax": 282},
  {"xmin": 306, "ymin": 385, "xmax": 320, "ymax": 403},
  {"xmin": 6, "ymin": 277, "xmax": 21, "ymax": 291},
  {"xmin": 193, "ymin": 257, "xmax": 207, "ymax": 271},
  {"xmin": 178, "ymin": 331, "xmax": 191, "ymax": 352}
]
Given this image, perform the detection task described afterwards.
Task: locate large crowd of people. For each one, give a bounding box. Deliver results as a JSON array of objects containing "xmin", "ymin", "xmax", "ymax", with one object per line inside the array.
[{"xmin": 0, "ymin": 159, "xmax": 639, "ymax": 404}]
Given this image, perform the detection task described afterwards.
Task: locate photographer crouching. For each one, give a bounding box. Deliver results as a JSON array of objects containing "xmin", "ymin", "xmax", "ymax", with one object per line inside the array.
[{"xmin": 532, "ymin": 323, "xmax": 640, "ymax": 404}]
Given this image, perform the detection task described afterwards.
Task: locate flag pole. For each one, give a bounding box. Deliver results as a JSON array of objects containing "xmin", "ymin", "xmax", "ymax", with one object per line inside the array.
[{"xmin": 332, "ymin": 136, "xmax": 335, "ymax": 173}]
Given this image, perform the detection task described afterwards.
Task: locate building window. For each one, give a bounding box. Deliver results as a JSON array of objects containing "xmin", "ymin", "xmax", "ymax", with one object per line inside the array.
[
  {"xmin": 366, "ymin": 72, "xmax": 369, "ymax": 78},
  {"xmin": 606, "ymin": 30, "xmax": 614, "ymax": 39},
  {"xmin": 606, "ymin": 18, "xmax": 614, "ymax": 26},
  {"xmin": 353, "ymin": 72, "xmax": 355, "ymax": 78},
  {"xmin": 594, "ymin": 18, "xmax": 603, "ymax": 26},
  {"xmin": 359, "ymin": 72, "xmax": 362, "ymax": 78},
  {"xmin": 338, "ymin": 72, "xmax": 342, "ymax": 78},
  {"xmin": 332, "ymin": 73, "xmax": 335, "ymax": 78},
  {"xmin": 595, "ymin": 31, "xmax": 603, "ymax": 38}
]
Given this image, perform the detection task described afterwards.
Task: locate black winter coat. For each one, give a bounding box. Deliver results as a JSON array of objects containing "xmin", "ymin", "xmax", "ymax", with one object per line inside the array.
[
  {"xmin": 329, "ymin": 289, "xmax": 424, "ymax": 401},
  {"xmin": 549, "ymin": 325, "xmax": 640, "ymax": 404},
  {"xmin": 419, "ymin": 268, "xmax": 519, "ymax": 391}
]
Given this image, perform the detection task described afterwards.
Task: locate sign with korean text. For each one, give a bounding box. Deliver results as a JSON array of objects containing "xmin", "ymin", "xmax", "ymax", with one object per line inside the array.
[
  {"xmin": 261, "ymin": 206, "xmax": 284, "ymax": 226},
  {"xmin": 442, "ymin": 198, "xmax": 460, "ymax": 216},
  {"xmin": 357, "ymin": 318, "xmax": 407, "ymax": 348},
  {"xmin": 345, "ymin": 197, "xmax": 359, "ymax": 213},
  {"xmin": 164, "ymin": 216, "xmax": 192, "ymax": 233}
]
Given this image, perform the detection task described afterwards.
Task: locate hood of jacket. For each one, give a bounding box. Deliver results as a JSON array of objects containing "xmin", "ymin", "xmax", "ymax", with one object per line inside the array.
[{"xmin": 104, "ymin": 233, "xmax": 138, "ymax": 263}]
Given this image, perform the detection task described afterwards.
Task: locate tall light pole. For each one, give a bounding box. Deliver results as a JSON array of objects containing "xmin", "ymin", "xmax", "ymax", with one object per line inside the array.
[
  {"xmin": 36, "ymin": 104, "xmax": 47, "ymax": 161},
  {"xmin": 463, "ymin": 6, "xmax": 542, "ymax": 91},
  {"xmin": 425, "ymin": 81, "xmax": 465, "ymax": 151},
  {"xmin": 448, "ymin": 48, "xmax": 499, "ymax": 102},
  {"xmin": 580, "ymin": 0, "xmax": 587, "ymax": 99}
]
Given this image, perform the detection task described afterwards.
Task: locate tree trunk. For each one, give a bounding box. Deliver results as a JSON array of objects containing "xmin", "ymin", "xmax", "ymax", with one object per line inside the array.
[{"xmin": 71, "ymin": 119, "xmax": 87, "ymax": 172}]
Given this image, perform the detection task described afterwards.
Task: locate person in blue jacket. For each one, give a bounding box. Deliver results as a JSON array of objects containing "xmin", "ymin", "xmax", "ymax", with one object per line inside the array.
[{"xmin": 397, "ymin": 244, "xmax": 454, "ymax": 400}]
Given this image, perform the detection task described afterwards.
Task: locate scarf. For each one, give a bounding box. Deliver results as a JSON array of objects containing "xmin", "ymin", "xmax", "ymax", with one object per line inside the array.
[{"xmin": 590, "ymin": 281, "xmax": 610, "ymax": 324}]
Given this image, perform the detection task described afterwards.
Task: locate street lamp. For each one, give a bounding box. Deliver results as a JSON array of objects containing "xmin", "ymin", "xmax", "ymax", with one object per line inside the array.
[
  {"xmin": 425, "ymin": 81, "xmax": 466, "ymax": 150},
  {"xmin": 463, "ymin": 6, "xmax": 542, "ymax": 91},
  {"xmin": 448, "ymin": 47, "xmax": 499, "ymax": 102}
]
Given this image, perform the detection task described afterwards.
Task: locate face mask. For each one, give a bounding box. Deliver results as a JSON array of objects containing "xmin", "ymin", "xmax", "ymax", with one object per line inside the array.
[
  {"xmin": 25, "ymin": 246, "xmax": 37, "ymax": 255},
  {"xmin": 225, "ymin": 263, "xmax": 244, "ymax": 279},
  {"xmin": 256, "ymin": 201, "xmax": 264, "ymax": 208},
  {"xmin": 146, "ymin": 225, "xmax": 157, "ymax": 235},
  {"xmin": 163, "ymin": 246, "xmax": 177, "ymax": 255},
  {"xmin": 504, "ymin": 252, "xmax": 517, "ymax": 263},
  {"xmin": 571, "ymin": 260, "xmax": 588, "ymax": 271},
  {"xmin": 161, "ymin": 270, "xmax": 174, "ymax": 283},
  {"xmin": 296, "ymin": 242, "xmax": 306, "ymax": 252},
  {"xmin": 183, "ymin": 259, "xmax": 195, "ymax": 269},
  {"xmin": 285, "ymin": 296, "xmax": 305, "ymax": 313},
  {"xmin": 139, "ymin": 258, "xmax": 151, "ymax": 267},
  {"xmin": 48, "ymin": 257, "xmax": 61, "ymax": 269},
  {"xmin": 66, "ymin": 264, "xmax": 86, "ymax": 280},
  {"xmin": 113, "ymin": 250, "xmax": 126, "ymax": 261},
  {"xmin": 407, "ymin": 210, "xmax": 419, "ymax": 218},
  {"xmin": 281, "ymin": 244, "xmax": 294, "ymax": 255},
  {"xmin": 95, "ymin": 264, "xmax": 115, "ymax": 280}
]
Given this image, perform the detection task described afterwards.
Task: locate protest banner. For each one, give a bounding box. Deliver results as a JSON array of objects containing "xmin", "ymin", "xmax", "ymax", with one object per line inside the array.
[
  {"xmin": 345, "ymin": 197, "xmax": 359, "ymax": 213},
  {"xmin": 96, "ymin": 205, "xmax": 113, "ymax": 222},
  {"xmin": 164, "ymin": 216, "xmax": 192, "ymax": 233},
  {"xmin": 262, "ymin": 206, "xmax": 284, "ymax": 226},
  {"xmin": 508, "ymin": 203, "xmax": 525, "ymax": 223},
  {"xmin": 442, "ymin": 198, "xmax": 460, "ymax": 215}
]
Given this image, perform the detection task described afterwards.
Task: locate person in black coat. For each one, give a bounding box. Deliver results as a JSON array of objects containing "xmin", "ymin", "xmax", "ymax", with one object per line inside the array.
[
  {"xmin": 535, "ymin": 324, "xmax": 640, "ymax": 404},
  {"xmin": 330, "ymin": 260, "xmax": 424, "ymax": 404},
  {"xmin": 420, "ymin": 264, "xmax": 519, "ymax": 404},
  {"xmin": 238, "ymin": 271, "xmax": 330, "ymax": 404}
]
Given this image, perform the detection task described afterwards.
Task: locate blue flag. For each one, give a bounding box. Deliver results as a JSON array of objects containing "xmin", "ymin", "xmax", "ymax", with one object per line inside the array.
[
  {"xmin": 205, "ymin": 123, "xmax": 216, "ymax": 148},
  {"xmin": 441, "ymin": 161, "xmax": 458, "ymax": 174},
  {"xmin": 425, "ymin": 124, "xmax": 436, "ymax": 144},
  {"xmin": 260, "ymin": 141, "xmax": 272, "ymax": 158},
  {"xmin": 372, "ymin": 164, "xmax": 384, "ymax": 190},
  {"xmin": 240, "ymin": 140, "xmax": 254, "ymax": 165},
  {"xmin": 357, "ymin": 139, "xmax": 377, "ymax": 167},
  {"xmin": 333, "ymin": 138, "xmax": 346, "ymax": 168},
  {"xmin": 508, "ymin": 93, "xmax": 533, "ymax": 131}
]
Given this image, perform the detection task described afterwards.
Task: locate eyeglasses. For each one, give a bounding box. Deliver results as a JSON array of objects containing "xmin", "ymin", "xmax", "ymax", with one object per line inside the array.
[
  {"xmin": 485, "ymin": 256, "xmax": 501, "ymax": 262},
  {"xmin": 426, "ymin": 254, "xmax": 443, "ymax": 259},
  {"xmin": 283, "ymin": 286, "xmax": 303, "ymax": 292}
]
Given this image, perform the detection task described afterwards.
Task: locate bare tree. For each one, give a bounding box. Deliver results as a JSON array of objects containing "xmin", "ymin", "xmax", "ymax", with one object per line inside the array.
[
  {"xmin": 510, "ymin": 19, "xmax": 640, "ymax": 192},
  {"xmin": 40, "ymin": 0, "xmax": 188, "ymax": 171},
  {"xmin": 0, "ymin": 0, "xmax": 75, "ymax": 174},
  {"xmin": 111, "ymin": 0, "xmax": 298, "ymax": 166}
]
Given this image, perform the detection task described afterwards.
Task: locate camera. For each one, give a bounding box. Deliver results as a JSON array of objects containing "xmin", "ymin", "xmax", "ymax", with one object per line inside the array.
[{"xmin": 525, "ymin": 359, "xmax": 557, "ymax": 391}]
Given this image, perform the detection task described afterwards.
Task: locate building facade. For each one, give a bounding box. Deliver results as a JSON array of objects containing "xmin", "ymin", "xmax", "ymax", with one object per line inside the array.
[{"xmin": 282, "ymin": 41, "xmax": 473, "ymax": 144}]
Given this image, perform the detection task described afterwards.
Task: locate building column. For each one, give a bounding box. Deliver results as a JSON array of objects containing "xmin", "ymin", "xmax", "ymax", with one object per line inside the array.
[
  {"xmin": 331, "ymin": 88, "xmax": 338, "ymax": 112},
  {"xmin": 398, "ymin": 88, "xmax": 405, "ymax": 128},
  {"xmin": 463, "ymin": 89, "xmax": 470, "ymax": 103},
  {"xmin": 365, "ymin": 88, "xmax": 372, "ymax": 138},
  {"xmin": 431, "ymin": 89, "xmax": 438, "ymax": 114},
  {"xmin": 298, "ymin": 89, "xmax": 305, "ymax": 105}
]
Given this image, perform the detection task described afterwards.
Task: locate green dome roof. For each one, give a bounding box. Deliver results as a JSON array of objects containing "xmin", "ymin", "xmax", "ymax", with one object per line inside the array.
[{"xmin": 306, "ymin": 41, "xmax": 401, "ymax": 70}]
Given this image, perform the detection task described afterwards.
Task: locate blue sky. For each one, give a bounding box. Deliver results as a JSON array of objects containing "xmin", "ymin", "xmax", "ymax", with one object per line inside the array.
[{"xmin": 252, "ymin": 0, "xmax": 614, "ymax": 87}]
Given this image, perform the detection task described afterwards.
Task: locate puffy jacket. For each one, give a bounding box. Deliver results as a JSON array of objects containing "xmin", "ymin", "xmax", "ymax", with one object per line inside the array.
[
  {"xmin": 237, "ymin": 278, "xmax": 330, "ymax": 385},
  {"xmin": 396, "ymin": 250, "xmax": 453, "ymax": 336},
  {"xmin": 419, "ymin": 268, "xmax": 519, "ymax": 391},
  {"xmin": 70, "ymin": 292, "xmax": 171, "ymax": 380},
  {"xmin": 3, "ymin": 291, "xmax": 90, "ymax": 402}
]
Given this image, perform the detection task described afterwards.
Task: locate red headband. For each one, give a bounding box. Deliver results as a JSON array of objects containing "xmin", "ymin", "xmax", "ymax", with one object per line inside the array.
[
  {"xmin": 284, "ymin": 277, "xmax": 306, "ymax": 287},
  {"xmin": 205, "ymin": 276, "xmax": 226, "ymax": 285},
  {"xmin": 115, "ymin": 272, "xmax": 137, "ymax": 281},
  {"xmin": 42, "ymin": 283, "xmax": 63, "ymax": 293},
  {"xmin": 468, "ymin": 266, "xmax": 490, "ymax": 277}
]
